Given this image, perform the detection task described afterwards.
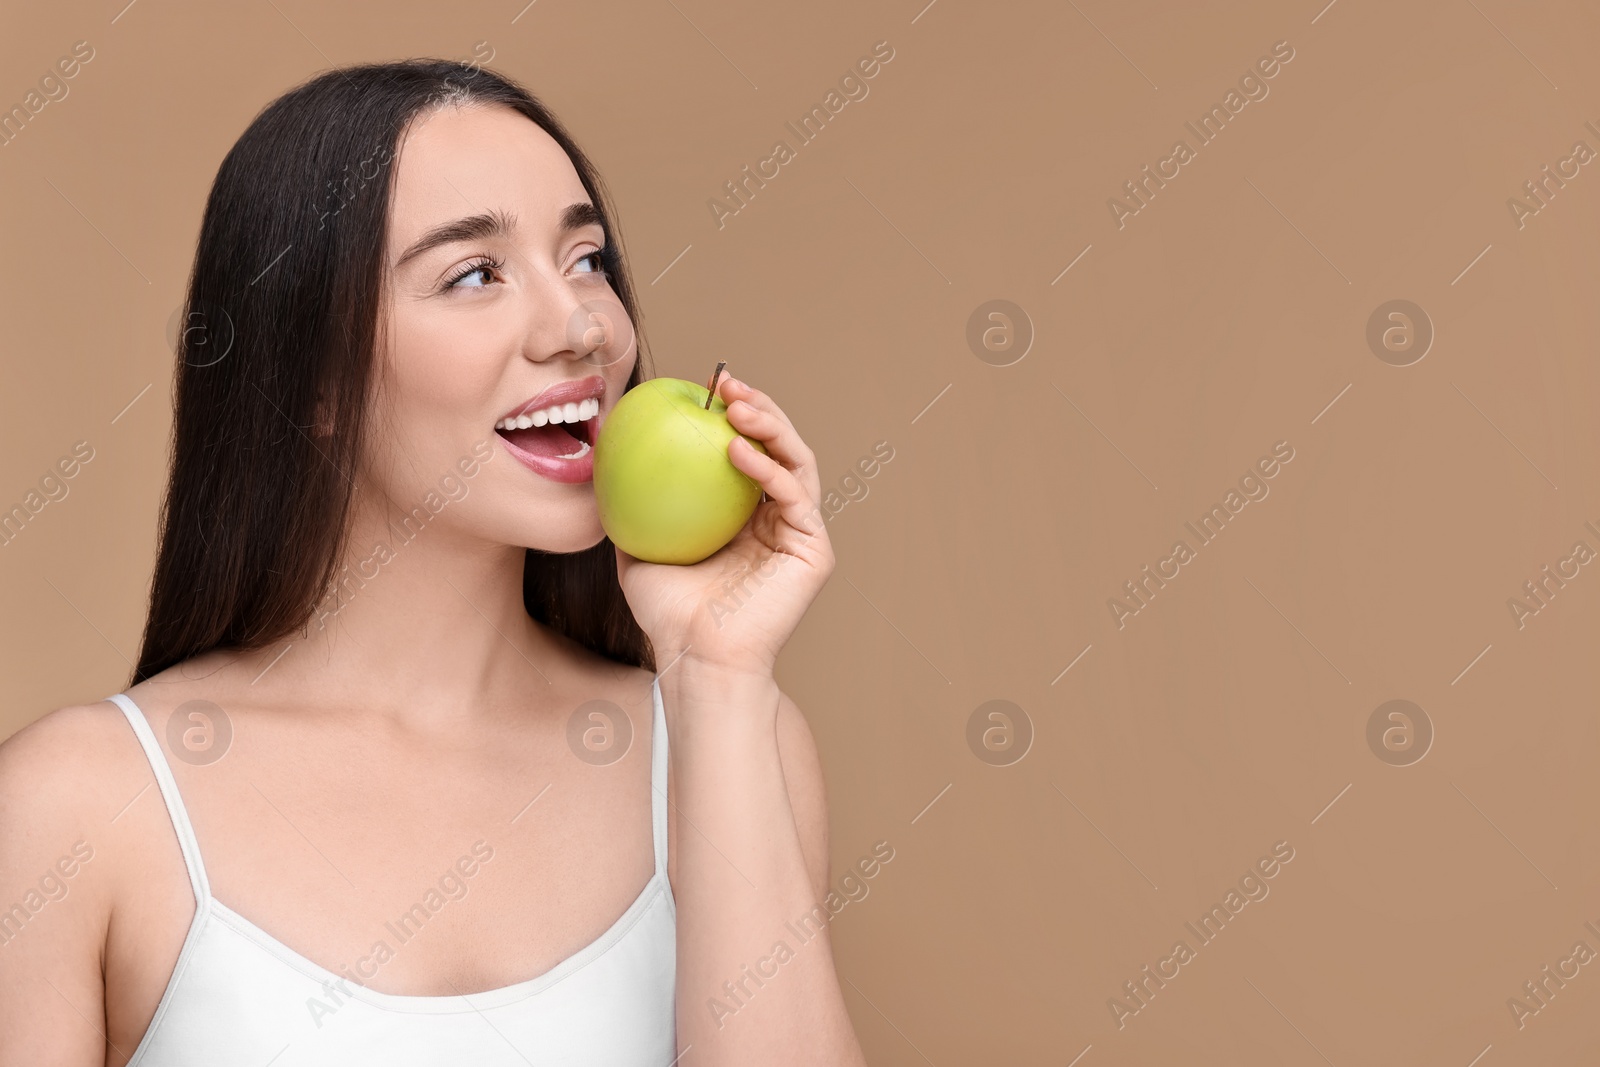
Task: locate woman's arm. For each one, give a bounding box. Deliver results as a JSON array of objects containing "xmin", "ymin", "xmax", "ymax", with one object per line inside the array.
[
  {"xmin": 610, "ymin": 372, "xmax": 864, "ymax": 1062},
  {"xmin": 663, "ymin": 662, "xmax": 866, "ymax": 1065},
  {"xmin": 0, "ymin": 706, "xmax": 122, "ymax": 1067},
  {"xmin": 772, "ymin": 688, "xmax": 834, "ymax": 908}
]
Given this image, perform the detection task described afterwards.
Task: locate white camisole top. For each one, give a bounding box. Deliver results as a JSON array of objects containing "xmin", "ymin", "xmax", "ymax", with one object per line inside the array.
[{"xmin": 105, "ymin": 677, "xmax": 677, "ymax": 1065}]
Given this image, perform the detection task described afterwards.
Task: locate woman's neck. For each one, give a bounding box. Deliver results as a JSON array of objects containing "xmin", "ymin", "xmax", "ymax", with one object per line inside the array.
[{"xmin": 193, "ymin": 487, "xmax": 564, "ymax": 723}]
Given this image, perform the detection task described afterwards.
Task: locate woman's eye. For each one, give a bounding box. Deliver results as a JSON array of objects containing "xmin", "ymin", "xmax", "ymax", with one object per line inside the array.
[
  {"xmin": 444, "ymin": 257, "xmax": 502, "ymax": 291},
  {"xmin": 451, "ymin": 266, "xmax": 494, "ymax": 288},
  {"xmin": 575, "ymin": 250, "xmax": 606, "ymax": 275}
]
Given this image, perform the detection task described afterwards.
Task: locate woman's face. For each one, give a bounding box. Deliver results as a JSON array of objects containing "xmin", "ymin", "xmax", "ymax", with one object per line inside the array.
[{"xmin": 368, "ymin": 102, "xmax": 638, "ymax": 554}]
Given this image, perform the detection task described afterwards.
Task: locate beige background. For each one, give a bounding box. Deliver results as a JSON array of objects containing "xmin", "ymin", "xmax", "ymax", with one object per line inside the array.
[{"xmin": 4, "ymin": 0, "xmax": 1599, "ymax": 1062}]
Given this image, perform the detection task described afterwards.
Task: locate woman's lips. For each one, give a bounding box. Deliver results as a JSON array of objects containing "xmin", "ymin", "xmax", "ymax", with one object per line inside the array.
[
  {"xmin": 496, "ymin": 411, "xmax": 597, "ymax": 484},
  {"xmin": 499, "ymin": 374, "xmax": 606, "ymax": 424},
  {"xmin": 498, "ymin": 433, "xmax": 593, "ymax": 483}
]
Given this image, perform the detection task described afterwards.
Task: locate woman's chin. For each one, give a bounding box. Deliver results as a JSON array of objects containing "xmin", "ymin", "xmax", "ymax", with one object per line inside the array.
[{"xmin": 526, "ymin": 520, "xmax": 607, "ymax": 556}]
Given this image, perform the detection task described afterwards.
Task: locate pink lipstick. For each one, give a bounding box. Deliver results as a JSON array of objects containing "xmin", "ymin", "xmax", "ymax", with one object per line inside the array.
[{"xmin": 494, "ymin": 374, "xmax": 606, "ymax": 484}]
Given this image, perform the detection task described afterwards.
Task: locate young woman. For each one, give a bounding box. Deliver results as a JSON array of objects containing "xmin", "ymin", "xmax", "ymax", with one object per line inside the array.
[{"xmin": 0, "ymin": 60, "xmax": 865, "ymax": 1065}]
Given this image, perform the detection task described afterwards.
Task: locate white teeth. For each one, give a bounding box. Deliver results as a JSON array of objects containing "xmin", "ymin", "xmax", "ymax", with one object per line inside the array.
[
  {"xmin": 556, "ymin": 439, "xmax": 591, "ymax": 459},
  {"xmin": 496, "ymin": 396, "xmax": 601, "ymax": 432}
]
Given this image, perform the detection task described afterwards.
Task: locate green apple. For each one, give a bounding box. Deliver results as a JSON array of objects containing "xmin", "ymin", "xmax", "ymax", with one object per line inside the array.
[{"xmin": 593, "ymin": 376, "xmax": 767, "ymax": 565}]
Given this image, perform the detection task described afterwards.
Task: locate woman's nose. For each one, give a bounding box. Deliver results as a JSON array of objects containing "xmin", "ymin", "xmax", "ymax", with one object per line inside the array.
[
  {"xmin": 517, "ymin": 271, "xmax": 595, "ymax": 364},
  {"xmin": 564, "ymin": 298, "xmax": 635, "ymax": 369}
]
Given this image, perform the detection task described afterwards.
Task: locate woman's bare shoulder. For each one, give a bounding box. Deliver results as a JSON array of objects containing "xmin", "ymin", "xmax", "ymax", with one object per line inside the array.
[
  {"xmin": 1, "ymin": 698, "xmax": 152, "ymax": 800},
  {"xmin": 0, "ymin": 699, "xmax": 160, "ymax": 973},
  {"xmin": 0, "ymin": 699, "xmax": 156, "ymax": 844}
]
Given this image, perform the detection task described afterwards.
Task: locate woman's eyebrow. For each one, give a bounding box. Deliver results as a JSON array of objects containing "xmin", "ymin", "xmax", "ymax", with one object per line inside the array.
[
  {"xmin": 395, "ymin": 202, "xmax": 602, "ymax": 268},
  {"xmin": 559, "ymin": 201, "xmax": 603, "ymax": 233},
  {"xmin": 396, "ymin": 208, "xmax": 516, "ymax": 267}
]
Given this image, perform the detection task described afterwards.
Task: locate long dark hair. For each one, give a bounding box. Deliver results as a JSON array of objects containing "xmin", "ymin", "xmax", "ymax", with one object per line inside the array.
[{"xmin": 132, "ymin": 59, "xmax": 655, "ymax": 684}]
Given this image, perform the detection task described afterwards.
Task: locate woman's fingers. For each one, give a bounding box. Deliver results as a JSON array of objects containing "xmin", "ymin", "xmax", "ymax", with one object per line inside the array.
[
  {"xmin": 727, "ymin": 435, "xmax": 829, "ymax": 549},
  {"xmin": 714, "ymin": 374, "xmax": 832, "ymax": 551},
  {"xmin": 717, "ymin": 376, "xmax": 822, "ymax": 502}
]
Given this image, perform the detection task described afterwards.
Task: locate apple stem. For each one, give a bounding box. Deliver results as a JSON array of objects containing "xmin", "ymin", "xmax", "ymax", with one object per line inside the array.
[{"xmin": 705, "ymin": 361, "xmax": 727, "ymax": 408}]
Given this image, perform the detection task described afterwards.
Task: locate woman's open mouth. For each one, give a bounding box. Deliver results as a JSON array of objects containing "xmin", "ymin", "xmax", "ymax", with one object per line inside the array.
[{"xmin": 495, "ymin": 385, "xmax": 603, "ymax": 485}]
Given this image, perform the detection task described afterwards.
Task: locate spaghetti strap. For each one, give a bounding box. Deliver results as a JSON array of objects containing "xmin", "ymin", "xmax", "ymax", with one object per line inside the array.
[
  {"xmin": 106, "ymin": 692, "xmax": 211, "ymax": 903},
  {"xmin": 649, "ymin": 675, "xmax": 669, "ymax": 879}
]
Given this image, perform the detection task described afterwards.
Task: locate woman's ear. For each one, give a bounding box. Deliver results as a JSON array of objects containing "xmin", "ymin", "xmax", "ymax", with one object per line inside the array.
[{"xmin": 312, "ymin": 393, "xmax": 335, "ymax": 438}]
